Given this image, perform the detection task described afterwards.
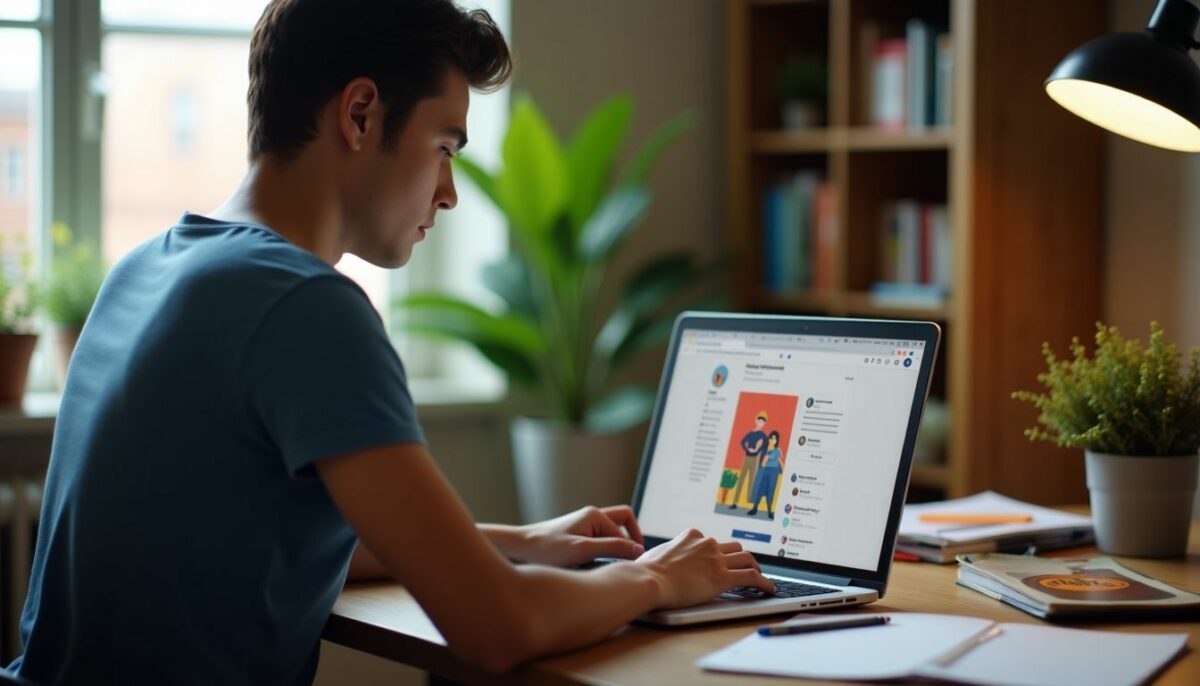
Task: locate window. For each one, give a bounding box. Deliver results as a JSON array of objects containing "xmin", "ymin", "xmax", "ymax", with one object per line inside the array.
[
  {"xmin": 4, "ymin": 146, "xmax": 24, "ymax": 200},
  {"xmin": 0, "ymin": 14, "xmax": 42, "ymax": 309},
  {"xmin": 10, "ymin": 0, "xmax": 509, "ymax": 399}
]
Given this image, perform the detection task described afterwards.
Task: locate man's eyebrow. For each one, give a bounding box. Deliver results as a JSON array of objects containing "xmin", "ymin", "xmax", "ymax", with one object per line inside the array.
[{"xmin": 443, "ymin": 127, "xmax": 468, "ymax": 153}]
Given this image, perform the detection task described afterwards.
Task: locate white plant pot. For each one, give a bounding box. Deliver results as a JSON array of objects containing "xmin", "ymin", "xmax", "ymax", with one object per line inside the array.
[
  {"xmin": 1085, "ymin": 451, "xmax": 1198, "ymax": 558},
  {"xmin": 510, "ymin": 417, "xmax": 645, "ymax": 524}
]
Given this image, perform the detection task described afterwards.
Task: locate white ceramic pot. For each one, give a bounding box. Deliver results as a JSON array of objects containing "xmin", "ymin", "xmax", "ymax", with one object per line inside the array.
[
  {"xmin": 510, "ymin": 417, "xmax": 645, "ymax": 524},
  {"xmin": 1084, "ymin": 451, "xmax": 1198, "ymax": 557}
]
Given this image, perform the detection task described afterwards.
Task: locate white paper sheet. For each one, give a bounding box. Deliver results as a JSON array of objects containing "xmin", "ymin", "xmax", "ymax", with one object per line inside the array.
[
  {"xmin": 696, "ymin": 613, "xmax": 993, "ymax": 680},
  {"xmin": 899, "ymin": 491, "xmax": 1092, "ymax": 544},
  {"xmin": 915, "ymin": 623, "xmax": 1187, "ymax": 686}
]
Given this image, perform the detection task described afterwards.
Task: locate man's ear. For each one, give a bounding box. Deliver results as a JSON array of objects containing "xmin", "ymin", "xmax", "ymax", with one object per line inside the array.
[{"xmin": 337, "ymin": 77, "xmax": 381, "ymax": 152}]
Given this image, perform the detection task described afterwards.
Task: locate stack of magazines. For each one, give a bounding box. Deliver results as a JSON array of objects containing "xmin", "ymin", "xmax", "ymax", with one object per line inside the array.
[
  {"xmin": 957, "ymin": 553, "xmax": 1200, "ymax": 620},
  {"xmin": 897, "ymin": 491, "xmax": 1094, "ymax": 563}
]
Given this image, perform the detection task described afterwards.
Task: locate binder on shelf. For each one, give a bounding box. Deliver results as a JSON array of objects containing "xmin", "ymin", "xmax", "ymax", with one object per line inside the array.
[
  {"xmin": 760, "ymin": 171, "xmax": 837, "ymax": 295},
  {"xmin": 876, "ymin": 199, "xmax": 951, "ymax": 302}
]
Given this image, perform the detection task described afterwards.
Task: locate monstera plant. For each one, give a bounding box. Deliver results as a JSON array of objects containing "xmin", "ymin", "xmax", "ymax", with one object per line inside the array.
[
  {"xmin": 395, "ymin": 94, "xmax": 719, "ymax": 520},
  {"xmin": 397, "ymin": 94, "xmax": 716, "ymax": 433}
]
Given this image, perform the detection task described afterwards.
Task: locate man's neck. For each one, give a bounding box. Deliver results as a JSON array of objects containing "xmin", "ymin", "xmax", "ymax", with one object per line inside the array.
[{"xmin": 209, "ymin": 155, "xmax": 344, "ymax": 265}]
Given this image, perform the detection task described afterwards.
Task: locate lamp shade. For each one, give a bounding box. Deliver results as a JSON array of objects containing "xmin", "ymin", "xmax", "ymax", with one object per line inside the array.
[{"xmin": 1045, "ymin": 0, "xmax": 1200, "ymax": 152}]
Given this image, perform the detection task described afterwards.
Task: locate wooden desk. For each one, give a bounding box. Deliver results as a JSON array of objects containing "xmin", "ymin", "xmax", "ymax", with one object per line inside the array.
[{"xmin": 325, "ymin": 522, "xmax": 1200, "ymax": 685}]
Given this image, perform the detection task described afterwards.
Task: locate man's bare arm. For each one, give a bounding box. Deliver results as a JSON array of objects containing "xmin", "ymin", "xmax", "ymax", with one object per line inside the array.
[{"xmin": 317, "ymin": 442, "xmax": 771, "ymax": 673}]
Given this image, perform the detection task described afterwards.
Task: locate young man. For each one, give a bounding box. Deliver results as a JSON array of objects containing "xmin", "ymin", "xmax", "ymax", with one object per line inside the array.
[{"xmin": 12, "ymin": 1, "xmax": 772, "ymax": 684}]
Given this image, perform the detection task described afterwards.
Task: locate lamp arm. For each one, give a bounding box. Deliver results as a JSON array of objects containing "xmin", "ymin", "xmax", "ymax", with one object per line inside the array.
[{"xmin": 1147, "ymin": 0, "xmax": 1200, "ymax": 51}]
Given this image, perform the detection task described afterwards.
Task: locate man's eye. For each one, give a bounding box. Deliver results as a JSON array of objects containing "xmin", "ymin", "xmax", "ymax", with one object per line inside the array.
[{"xmin": 441, "ymin": 147, "xmax": 455, "ymax": 158}]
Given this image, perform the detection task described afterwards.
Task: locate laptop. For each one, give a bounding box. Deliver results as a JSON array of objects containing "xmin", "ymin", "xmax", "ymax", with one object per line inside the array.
[{"xmin": 627, "ymin": 312, "xmax": 940, "ymax": 626}]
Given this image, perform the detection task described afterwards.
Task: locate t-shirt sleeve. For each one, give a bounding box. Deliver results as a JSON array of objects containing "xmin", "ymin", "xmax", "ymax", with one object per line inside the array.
[{"xmin": 241, "ymin": 276, "xmax": 425, "ymax": 476}]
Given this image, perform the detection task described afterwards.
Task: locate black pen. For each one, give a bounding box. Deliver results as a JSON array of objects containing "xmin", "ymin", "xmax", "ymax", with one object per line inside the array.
[{"xmin": 757, "ymin": 614, "xmax": 890, "ymax": 637}]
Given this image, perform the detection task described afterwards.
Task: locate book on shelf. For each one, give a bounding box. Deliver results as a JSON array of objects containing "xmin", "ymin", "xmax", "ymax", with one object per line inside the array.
[
  {"xmin": 875, "ymin": 200, "xmax": 950, "ymax": 303},
  {"xmin": 957, "ymin": 553, "xmax": 1200, "ymax": 620},
  {"xmin": 897, "ymin": 491, "xmax": 1094, "ymax": 564},
  {"xmin": 761, "ymin": 171, "xmax": 838, "ymax": 294},
  {"xmin": 866, "ymin": 20, "xmax": 952, "ymax": 130}
]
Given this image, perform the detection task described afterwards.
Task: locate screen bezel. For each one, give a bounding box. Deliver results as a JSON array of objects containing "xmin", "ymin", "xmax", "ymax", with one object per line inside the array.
[{"xmin": 629, "ymin": 312, "xmax": 942, "ymax": 594}]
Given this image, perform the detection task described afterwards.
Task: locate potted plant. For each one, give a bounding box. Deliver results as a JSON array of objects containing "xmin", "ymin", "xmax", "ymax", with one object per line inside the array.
[
  {"xmin": 1013, "ymin": 322, "xmax": 1200, "ymax": 557},
  {"xmin": 395, "ymin": 94, "xmax": 718, "ymax": 522},
  {"xmin": 776, "ymin": 55, "xmax": 827, "ymax": 129},
  {"xmin": 0, "ymin": 234, "xmax": 39, "ymax": 407},
  {"xmin": 42, "ymin": 223, "xmax": 106, "ymax": 388}
]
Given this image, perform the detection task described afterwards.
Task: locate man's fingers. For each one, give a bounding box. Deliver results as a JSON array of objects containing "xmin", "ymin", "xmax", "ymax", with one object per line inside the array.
[
  {"xmin": 717, "ymin": 541, "xmax": 744, "ymax": 554},
  {"xmin": 582, "ymin": 536, "xmax": 645, "ymax": 560},
  {"xmin": 723, "ymin": 550, "xmax": 761, "ymax": 572},
  {"xmin": 727, "ymin": 568, "xmax": 775, "ymax": 594},
  {"xmin": 600, "ymin": 505, "xmax": 644, "ymax": 544}
]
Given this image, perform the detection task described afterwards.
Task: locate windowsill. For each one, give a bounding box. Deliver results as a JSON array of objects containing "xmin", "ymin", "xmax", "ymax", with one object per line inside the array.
[{"xmin": 0, "ymin": 382, "xmax": 509, "ymax": 437}]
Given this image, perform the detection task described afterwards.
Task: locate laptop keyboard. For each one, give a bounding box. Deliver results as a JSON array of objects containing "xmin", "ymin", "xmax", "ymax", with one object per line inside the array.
[{"xmin": 722, "ymin": 578, "xmax": 837, "ymax": 600}]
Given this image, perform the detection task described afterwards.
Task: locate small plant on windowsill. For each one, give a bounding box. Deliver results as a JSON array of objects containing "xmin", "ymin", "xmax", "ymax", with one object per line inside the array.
[
  {"xmin": 0, "ymin": 232, "xmax": 39, "ymax": 406},
  {"xmin": 1012, "ymin": 321, "xmax": 1200, "ymax": 557},
  {"xmin": 42, "ymin": 223, "xmax": 106, "ymax": 388},
  {"xmin": 393, "ymin": 94, "xmax": 722, "ymax": 521}
]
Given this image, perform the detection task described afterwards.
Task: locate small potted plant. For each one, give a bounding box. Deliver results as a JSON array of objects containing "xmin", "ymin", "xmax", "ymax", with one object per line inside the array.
[
  {"xmin": 0, "ymin": 234, "xmax": 39, "ymax": 407},
  {"xmin": 1013, "ymin": 322, "xmax": 1200, "ymax": 557},
  {"xmin": 395, "ymin": 94, "xmax": 719, "ymax": 522},
  {"xmin": 776, "ymin": 55, "xmax": 827, "ymax": 129},
  {"xmin": 42, "ymin": 223, "xmax": 106, "ymax": 388}
]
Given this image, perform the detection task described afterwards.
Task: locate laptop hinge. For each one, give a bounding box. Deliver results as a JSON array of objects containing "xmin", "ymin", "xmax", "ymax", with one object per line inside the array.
[{"xmin": 761, "ymin": 563, "xmax": 852, "ymax": 588}]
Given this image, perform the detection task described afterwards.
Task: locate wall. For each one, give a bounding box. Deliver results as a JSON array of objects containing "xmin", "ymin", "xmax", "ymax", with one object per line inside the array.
[{"xmin": 1106, "ymin": 0, "xmax": 1200, "ymax": 518}]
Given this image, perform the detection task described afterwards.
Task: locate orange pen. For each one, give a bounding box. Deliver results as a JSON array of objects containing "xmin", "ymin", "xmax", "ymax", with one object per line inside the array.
[{"xmin": 918, "ymin": 513, "xmax": 1033, "ymax": 524}]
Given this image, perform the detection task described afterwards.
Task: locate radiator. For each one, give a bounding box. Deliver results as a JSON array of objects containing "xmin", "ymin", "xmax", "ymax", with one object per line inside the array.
[{"xmin": 0, "ymin": 479, "xmax": 42, "ymax": 665}]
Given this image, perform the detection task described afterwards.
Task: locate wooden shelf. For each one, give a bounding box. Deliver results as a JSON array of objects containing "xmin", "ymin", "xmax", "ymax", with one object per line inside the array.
[
  {"xmin": 728, "ymin": 0, "xmax": 1107, "ymax": 504},
  {"xmin": 843, "ymin": 127, "xmax": 953, "ymax": 151},
  {"xmin": 755, "ymin": 290, "xmax": 952, "ymax": 322},
  {"xmin": 910, "ymin": 462, "xmax": 949, "ymax": 489},
  {"xmin": 751, "ymin": 130, "xmax": 833, "ymax": 153},
  {"xmin": 751, "ymin": 127, "xmax": 953, "ymax": 154}
]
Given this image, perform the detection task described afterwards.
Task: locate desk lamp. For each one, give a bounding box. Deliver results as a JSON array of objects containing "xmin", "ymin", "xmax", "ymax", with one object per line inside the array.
[{"xmin": 1045, "ymin": 0, "xmax": 1200, "ymax": 151}]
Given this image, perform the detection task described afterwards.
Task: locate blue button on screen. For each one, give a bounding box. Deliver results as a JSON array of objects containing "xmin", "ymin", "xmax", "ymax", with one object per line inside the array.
[{"xmin": 731, "ymin": 529, "xmax": 771, "ymax": 543}]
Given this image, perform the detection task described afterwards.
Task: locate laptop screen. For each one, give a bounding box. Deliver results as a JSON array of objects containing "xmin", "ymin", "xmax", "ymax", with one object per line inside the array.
[{"xmin": 636, "ymin": 322, "xmax": 932, "ymax": 575}]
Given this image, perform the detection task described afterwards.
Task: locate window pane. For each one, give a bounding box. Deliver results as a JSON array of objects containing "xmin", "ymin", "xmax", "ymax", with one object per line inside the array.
[
  {"xmin": 102, "ymin": 0, "xmax": 269, "ymax": 31},
  {"xmin": 101, "ymin": 34, "xmax": 249, "ymax": 262},
  {"xmin": 0, "ymin": 0, "xmax": 39, "ymax": 22},
  {"xmin": 0, "ymin": 28, "xmax": 41, "ymax": 284}
]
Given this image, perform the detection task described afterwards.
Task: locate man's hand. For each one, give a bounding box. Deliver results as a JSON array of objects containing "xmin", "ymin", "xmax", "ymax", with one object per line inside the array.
[{"xmin": 507, "ymin": 505, "xmax": 645, "ymax": 567}]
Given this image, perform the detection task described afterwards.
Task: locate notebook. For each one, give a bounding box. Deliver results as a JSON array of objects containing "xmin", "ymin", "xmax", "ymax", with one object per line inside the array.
[
  {"xmin": 957, "ymin": 553, "xmax": 1200, "ymax": 620},
  {"xmin": 897, "ymin": 491, "xmax": 1094, "ymax": 563},
  {"xmin": 629, "ymin": 313, "xmax": 940, "ymax": 625},
  {"xmin": 697, "ymin": 612, "xmax": 1187, "ymax": 686}
]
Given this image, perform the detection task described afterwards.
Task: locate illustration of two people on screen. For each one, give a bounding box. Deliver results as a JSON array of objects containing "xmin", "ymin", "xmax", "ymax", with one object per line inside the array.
[{"xmin": 715, "ymin": 392, "xmax": 796, "ymax": 521}]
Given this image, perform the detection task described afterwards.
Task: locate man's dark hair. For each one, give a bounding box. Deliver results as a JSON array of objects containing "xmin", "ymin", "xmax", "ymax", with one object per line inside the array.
[{"xmin": 247, "ymin": 0, "xmax": 512, "ymax": 162}]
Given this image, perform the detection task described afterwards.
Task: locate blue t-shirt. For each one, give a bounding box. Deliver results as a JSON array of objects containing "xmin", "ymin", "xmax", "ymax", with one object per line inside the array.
[
  {"xmin": 13, "ymin": 213, "xmax": 425, "ymax": 685},
  {"xmin": 740, "ymin": 429, "xmax": 767, "ymax": 457}
]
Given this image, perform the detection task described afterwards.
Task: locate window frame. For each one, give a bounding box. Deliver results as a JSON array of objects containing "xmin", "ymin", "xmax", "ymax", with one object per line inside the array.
[{"xmin": 9, "ymin": 0, "xmax": 509, "ymax": 402}]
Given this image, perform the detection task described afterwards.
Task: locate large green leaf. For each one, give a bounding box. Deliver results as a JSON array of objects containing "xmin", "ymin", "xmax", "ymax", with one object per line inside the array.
[
  {"xmin": 621, "ymin": 110, "xmax": 697, "ymax": 186},
  {"xmin": 495, "ymin": 97, "xmax": 568, "ymax": 240},
  {"xmin": 481, "ymin": 257, "xmax": 539, "ymax": 320},
  {"xmin": 594, "ymin": 252, "xmax": 699, "ymax": 361},
  {"xmin": 584, "ymin": 385, "xmax": 657, "ymax": 434},
  {"xmin": 394, "ymin": 293, "xmax": 545, "ymax": 355},
  {"xmin": 452, "ymin": 156, "xmax": 501, "ymax": 209},
  {"xmin": 577, "ymin": 186, "xmax": 651, "ymax": 262},
  {"xmin": 405, "ymin": 324, "xmax": 541, "ymax": 386},
  {"xmin": 566, "ymin": 95, "xmax": 633, "ymax": 232}
]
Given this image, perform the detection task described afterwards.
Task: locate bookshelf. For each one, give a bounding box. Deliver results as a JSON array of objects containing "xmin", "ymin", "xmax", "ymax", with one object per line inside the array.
[{"xmin": 726, "ymin": 0, "xmax": 1107, "ymax": 504}]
